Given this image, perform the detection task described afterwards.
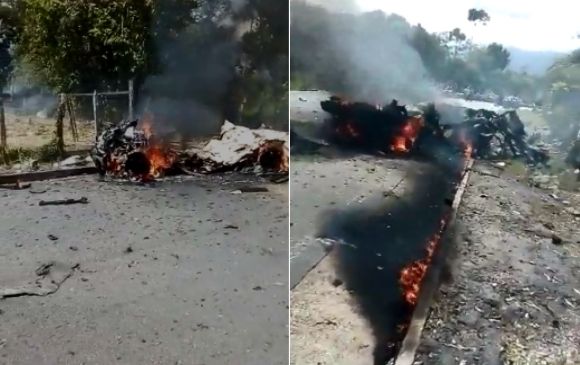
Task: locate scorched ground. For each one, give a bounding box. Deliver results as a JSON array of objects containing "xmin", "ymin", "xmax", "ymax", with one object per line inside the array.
[{"xmin": 290, "ymin": 90, "xmax": 464, "ymax": 364}]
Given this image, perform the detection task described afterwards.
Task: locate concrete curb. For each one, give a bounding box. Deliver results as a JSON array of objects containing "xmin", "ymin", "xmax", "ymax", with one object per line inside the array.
[
  {"xmin": 0, "ymin": 167, "xmax": 97, "ymax": 184},
  {"xmin": 394, "ymin": 159, "xmax": 474, "ymax": 365},
  {"xmin": 290, "ymin": 239, "xmax": 328, "ymax": 290}
]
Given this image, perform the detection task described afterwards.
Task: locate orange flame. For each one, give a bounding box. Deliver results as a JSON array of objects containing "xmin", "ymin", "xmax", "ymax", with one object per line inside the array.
[
  {"xmin": 390, "ymin": 116, "xmax": 424, "ymax": 153},
  {"xmin": 457, "ymin": 128, "xmax": 474, "ymax": 158},
  {"xmin": 399, "ymin": 218, "xmax": 446, "ymax": 306},
  {"xmin": 391, "ymin": 136, "xmax": 408, "ymax": 152},
  {"xmin": 464, "ymin": 144, "xmax": 473, "ymax": 158},
  {"xmin": 144, "ymin": 145, "xmax": 176, "ymax": 178}
]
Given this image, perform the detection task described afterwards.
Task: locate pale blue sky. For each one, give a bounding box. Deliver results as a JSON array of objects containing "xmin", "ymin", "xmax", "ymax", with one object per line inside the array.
[{"xmin": 357, "ymin": 0, "xmax": 580, "ymax": 52}]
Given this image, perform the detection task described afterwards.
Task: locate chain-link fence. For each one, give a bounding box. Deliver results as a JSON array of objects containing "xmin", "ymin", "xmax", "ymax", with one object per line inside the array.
[{"xmin": 0, "ymin": 80, "xmax": 133, "ymax": 157}]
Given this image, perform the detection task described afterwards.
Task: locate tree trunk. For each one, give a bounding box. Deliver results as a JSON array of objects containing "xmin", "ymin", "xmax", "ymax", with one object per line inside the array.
[
  {"xmin": 0, "ymin": 99, "xmax": 6, "ymax": 149},
  {"xmin": 55, "ymin": 95, "xmax": 66, "ymax": 156}
]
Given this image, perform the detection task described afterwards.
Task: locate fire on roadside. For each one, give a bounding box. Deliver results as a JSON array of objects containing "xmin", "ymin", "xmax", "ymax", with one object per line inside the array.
[
  {"xmin": 457, "ymin": 128, "xmax": 474, "ymax": 159},
  {"xmin": 333, "ymin": 115, "xmax": 425, "ymax": 153},
  {"xmin": 144, "ymin": 145, "xmax": 177, "ymax": 178},
  {"xmin": 94, "ymin": 116, "xmax": 290, "ymax": 181},
  {"xmin": 101, "ymin": 115, "xmax": 177, "ymax": 180},
  {"xmin": 390, "ymin": 116, "xmax": 424, "ymax": 153},
  {"xmin": 399, "ymin": 218, "xmax": 447, "ymax": 306}
]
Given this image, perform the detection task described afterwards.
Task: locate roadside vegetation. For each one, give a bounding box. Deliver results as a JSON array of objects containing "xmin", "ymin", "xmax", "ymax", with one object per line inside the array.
[{"xmin": 0, "ymin": 0, "xmax": 288, "ymax": 166}]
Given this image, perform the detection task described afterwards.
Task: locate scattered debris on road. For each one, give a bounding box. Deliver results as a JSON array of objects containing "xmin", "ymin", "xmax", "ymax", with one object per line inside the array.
[
  {"xmin": 39, "ymin": 197, "xmax": 89, "ymax": 206},
  {"xmin": 0, "ymin": 262, "xmax": 79, "ymax": 299},
  {"xmin": 238, "ymin": 186, "xmax": 270, "ymax": 193},
  {"xmin": 0, "ymin": 180, "xmax": 31, "ymax": 190}
]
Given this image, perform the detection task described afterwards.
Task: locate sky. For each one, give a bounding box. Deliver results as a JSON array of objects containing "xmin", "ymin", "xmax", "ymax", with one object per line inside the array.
[{"xmin": 356, "ymin": 0, "xmax": 580, "ymax": 52}]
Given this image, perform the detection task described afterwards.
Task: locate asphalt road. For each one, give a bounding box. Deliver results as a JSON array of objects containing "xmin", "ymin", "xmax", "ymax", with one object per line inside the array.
[
  {"xmin": 0, "ymin": 173, "xmax": 288, "ymax": 365},
  {"xmin": 289, "ymin": 90, "xmax": 460, "ymax": 364}
]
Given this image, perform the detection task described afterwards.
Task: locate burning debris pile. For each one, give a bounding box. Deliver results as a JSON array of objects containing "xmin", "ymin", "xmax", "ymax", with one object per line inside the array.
[
  {"xmin": 319, "ymin": 97, "xmax": 437, "ymax": 154},
  {"xmin": 319, "ymin": 96, "xmax": 549, "ymax": 165},
  {"xmin": 91, "ymin": 119, "xmax": 288, "ymax": 181},
  {"xmin": 91, "ymin": 119, "xmax": 177, "ymax": 180},
  {"xmin": 182, "ymin": 121, "xmax": 289, "ymax": 174},
  {"xmin": 447, "ymin": 108, "xmax": 549, "ymax": 165}
]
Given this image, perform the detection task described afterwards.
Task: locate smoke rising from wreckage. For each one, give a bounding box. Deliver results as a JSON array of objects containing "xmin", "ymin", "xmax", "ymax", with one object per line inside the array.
[
  {"xmin": 91, "ymin": 117, "xmax": 289, "ymax": 182},
  {"xmin": 290, "ymin": 92, "xmax": 556, "ymax": 363},
  {"xmin": 316, "ymin": 95, "xmax": 550, "ymax": 166}
]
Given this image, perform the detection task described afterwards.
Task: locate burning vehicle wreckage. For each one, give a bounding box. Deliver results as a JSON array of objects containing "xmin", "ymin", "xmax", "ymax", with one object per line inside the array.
[
  {"xmin": 306, "ymin": 96, "xmax": 550, "ymax": 165},
  {"xmin": 295, "ymin": 96, "xmax": 553, "ymax": 362},
  {"xmin": 91, "ymin": 118, "xmax": 289, "ymax": 182}
]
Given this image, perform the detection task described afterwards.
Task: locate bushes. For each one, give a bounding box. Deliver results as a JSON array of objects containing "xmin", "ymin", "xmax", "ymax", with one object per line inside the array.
[{"xmin": 0, "ymin": 137, "xmax": 61, "ymax": 166}]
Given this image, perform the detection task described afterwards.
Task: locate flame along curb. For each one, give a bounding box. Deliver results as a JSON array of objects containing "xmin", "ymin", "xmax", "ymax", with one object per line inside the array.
[
  {"xmin": 394, "ymin": 158, "xmax": 474, "ymax": 365},
  {"xmin": 0, "ymin": 167, "xmax": 97, "ymax": 185}
]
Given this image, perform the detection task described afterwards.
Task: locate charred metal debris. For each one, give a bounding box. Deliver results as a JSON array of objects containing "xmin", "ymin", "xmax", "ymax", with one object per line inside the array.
[
  {"xmin": 91, "ymin": 119, "xmax": 289, "ymax": 181},
  {"xmin": 317, "ymin": 96, "xmax": 550, "ymax": 166}
]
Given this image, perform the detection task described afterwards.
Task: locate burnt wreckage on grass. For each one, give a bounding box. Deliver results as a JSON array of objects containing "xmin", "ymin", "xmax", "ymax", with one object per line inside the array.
[{"xmin": 319, "ymin": 96, "xmax": 550, "ymax": 165}]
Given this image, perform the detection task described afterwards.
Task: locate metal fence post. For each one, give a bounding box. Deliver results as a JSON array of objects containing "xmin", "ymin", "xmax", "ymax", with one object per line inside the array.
[
  {"xmin": 128, "ymin": 79, "xmax": 134, "ymax": 121},
  {"xmin": 55, "ymin": 94, "xmax": 66, "ymax": 156},
  {"xmin": 92, "ymin": 90, "xmax": 98, "ymax": 137},
  {"xmin": 0, "ymin": 97, "xmax": 6, "ymax": 148}
]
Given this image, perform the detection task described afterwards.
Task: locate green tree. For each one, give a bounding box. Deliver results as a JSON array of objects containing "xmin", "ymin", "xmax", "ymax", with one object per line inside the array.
[
  {"xmin": 16, "ymin": 0, "xmax": 198, "ymax": 93},
  {"xmin": 468, "ymin": 8, "xmax": 490, "ymax": 24},
  {"xmin": 441, "ymin": 28, "xmax": 472, "ymax": 57},
  {"xmin": 546, "ymin": 49, "xmax": 580, "ymax": 87},
  {"xmin": 0, "ymin": 1, "xmax": 19, "ymax": 149},
  {"xmin": 469, "ymin": 43, "xmax": 510, "ymax": 72},
  {"xmin": 484, "ymin": 43, "xmax": 510, "ymax": 71},
  {"xmin": 410, "ymin": 24, "xmax": 447, "ymax": 79},
  {"xmin": 0, "ymin": 0, "xmax": 18, "ymax": 88},
  {"xmin": 234, "ymin": 0, "xmax": 289, "ymax": 126}
]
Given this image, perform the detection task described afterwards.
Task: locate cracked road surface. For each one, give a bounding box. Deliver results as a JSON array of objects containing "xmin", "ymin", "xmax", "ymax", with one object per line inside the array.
[{"xmin": 0, "ymin": 174, "xmax": 288, "ymax": 365}]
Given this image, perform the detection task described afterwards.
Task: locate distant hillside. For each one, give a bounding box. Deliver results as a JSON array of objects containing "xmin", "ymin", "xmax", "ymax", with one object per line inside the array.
[{"xmin": 507, "ymin": 47, "xmax": 564, "ymax": 75}]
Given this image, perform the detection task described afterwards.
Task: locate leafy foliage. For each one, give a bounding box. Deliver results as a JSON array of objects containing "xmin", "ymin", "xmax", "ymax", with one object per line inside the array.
[
  {"xmin": 546, "ymin": 49, "xmax": 580, "ymax": 88},
  {"xmin": 10, "ymin": 0, "xmax": 288, "ymax": 123},
  {"xmin": 237, "ymin": 0, "xmax": 288, "ymax": 126},
  {"xmin": 290, "ymin": 2, "xmax": 538, "ymax": 102},
  {"xmin": 16, "ymin": 0, "xmax": 159, "ymax": 92},
  {"xmin": 468, "ymin": 8, "xmax": 490, "ymax": 23},
  {"xmin": 476, "ymin": 43, "xmax": 510, "ymax": 72},
  {"xmin": 411, "ymin": 24, "xmax": 447, "ymax": 78},
  {"xmin": 0, "ymin": 1, "xmax": 19, "ymax": 88}
]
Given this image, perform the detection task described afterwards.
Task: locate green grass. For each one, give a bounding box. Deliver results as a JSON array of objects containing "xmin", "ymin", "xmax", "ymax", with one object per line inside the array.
[
  {"xmin": 1, "ymin": 138, "xmax": 63, "ymax": 166},
  {"xmin": 0, "ymin": 146, "xmax": 36, "ymax": 165}
]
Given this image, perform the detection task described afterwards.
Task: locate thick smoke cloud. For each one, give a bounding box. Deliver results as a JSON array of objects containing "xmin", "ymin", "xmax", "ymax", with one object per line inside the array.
[
  {"xmin": 139, "ymin": 1, "xmax": 244, "ymax": 136},
  {"xmin": 291, "ymin": 0, "xmax": 438, "ymax": 103}
]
